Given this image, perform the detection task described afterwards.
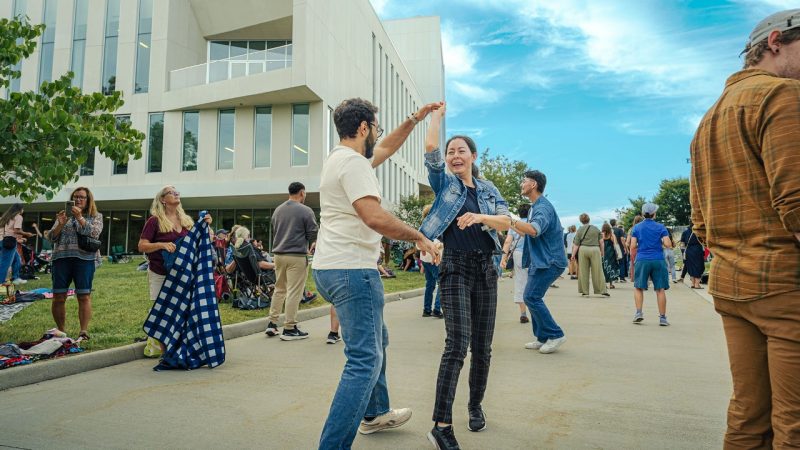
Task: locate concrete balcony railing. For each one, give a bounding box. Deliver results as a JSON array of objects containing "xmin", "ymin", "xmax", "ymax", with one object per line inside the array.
[{"xmin": 168, "ymin": 44, "xmax": 293, "ymax": 91}]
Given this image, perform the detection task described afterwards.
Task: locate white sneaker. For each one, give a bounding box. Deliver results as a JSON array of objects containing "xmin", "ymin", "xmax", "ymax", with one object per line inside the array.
[
  {"xmin": 539, "ymin": 336, "xmax": 566, "ymax": 354},
  {"xmin": 358, "ymin": 408, "xmax": 412, "ymax": 434},
  {"xmin": 524, "ymin": 341, "xmax": 544, "ymax": 350},
  {"xmin": 11, "ymin": 278, "xmax": 26, "ymax": 285}
]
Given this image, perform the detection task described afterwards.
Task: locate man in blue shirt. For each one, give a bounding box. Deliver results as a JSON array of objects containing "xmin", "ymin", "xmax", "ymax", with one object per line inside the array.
[
  {"xmin": 511, "ymin": 170, "xmax": 568, "ymax": 354},
  {"xmin": 630, "ymin": 203, "xmax": 673, "ymax": 326}
]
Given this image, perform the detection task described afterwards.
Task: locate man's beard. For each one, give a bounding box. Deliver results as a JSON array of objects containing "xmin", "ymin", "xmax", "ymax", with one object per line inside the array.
[{"xmin": 365, "ymin": 133, "xmax": 376, "ymax": 159}]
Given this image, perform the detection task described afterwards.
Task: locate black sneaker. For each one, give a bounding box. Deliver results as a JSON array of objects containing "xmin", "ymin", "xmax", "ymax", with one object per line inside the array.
[
  {"xmin": 280, "ymin": 327, "xmax": 309, "ymax": 341},
  {"xmin": 467, "ymin": 406, "xmax": 486, "ymax": 432},
  {"xmin": 428, "ymin": 425, "xmax": 461, "ymax": 450},
  {"xmin": 422, "ymin": 310, "xmax": 432, "ymax": 317},
  {"xmin": 326, "ymin": 332, "xmax": 341, "ymax": 344},
  {"xmin": 265, "ymin": 321, "xmax": 279, "ymax": 337},
  {"xmin": 433, "ymin": 310, "xmax": 443, "ymax": 318}
]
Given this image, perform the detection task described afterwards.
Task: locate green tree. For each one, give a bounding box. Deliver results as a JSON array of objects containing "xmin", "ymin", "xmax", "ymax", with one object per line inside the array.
[
  {"xmin": 652, "ymin": 177, "xmax": 691, "ymax": 227},
  {"xmin": 393, "ymin": 194, "xmax": 434, "ymax": 230},
  {"xmin": 479, "ymin": 149, "xmax": 531, "ymax": 213},
  {"xmin": 0, "ymin": 17, "xmax": 145, "ymax": 202},
  {"xmin": 616, "ymin": 196, "xmax": 648, "ymax": 230}
]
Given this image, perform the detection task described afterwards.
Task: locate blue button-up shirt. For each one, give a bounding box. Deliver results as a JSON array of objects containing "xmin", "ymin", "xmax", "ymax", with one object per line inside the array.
[
  {"xmin": 522, "ymin": 196, "xmax": 568, "ymax": 270},
  {"xmin": 419, "ymin": 149, "xmax": 509, "ymax": 251}
]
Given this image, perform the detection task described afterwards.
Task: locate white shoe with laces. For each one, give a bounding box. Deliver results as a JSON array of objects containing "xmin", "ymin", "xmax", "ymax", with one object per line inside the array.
[{"xmin": 539, "ymin": 336, "xmax": 567, "ymax": 354}]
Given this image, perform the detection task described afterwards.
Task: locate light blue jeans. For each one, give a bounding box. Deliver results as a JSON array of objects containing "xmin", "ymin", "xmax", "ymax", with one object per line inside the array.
[
  {"xmin": 524, "ymin": 266, "xmax": 565, "ymax": 343},
  {"xmin": 422, "ymin": 261, "xmax": 441, "ymax": 313},
  {"xmin": 313, "ymin": 268, "xmax": 391, "ymax": 450},
  {"xmin": 0, "ymin": 246, "xmax": 21, "ymax": 282},
  {"xmin": 664, "ymin": 248, "xmax": 677, "ymax": 281}
]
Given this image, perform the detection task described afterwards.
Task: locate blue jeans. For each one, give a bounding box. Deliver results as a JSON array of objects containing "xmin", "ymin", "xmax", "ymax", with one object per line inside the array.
[
  {"xmin": 524, "ymin": 266, "xmax": 565, "ymax": 343},
  {"xmin": 313, "ymin": 268, "xmax": 390, "ymax": 450},
  {"xmin": 0, "ymin": 247, "xmax": 21, "ymax": 282},
  {"xmin": 422, "ymin": 262, "xmax": 441, "ymax": 313}
]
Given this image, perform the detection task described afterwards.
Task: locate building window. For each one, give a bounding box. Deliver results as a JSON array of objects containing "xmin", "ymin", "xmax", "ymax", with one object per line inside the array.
[
  {"xmin": 70, "ymin": 0, "xmax": 89, "ymax": 89},
  {"xmin": 148, "ymin": 113, "xmax": 164, "ymax": 173},
  {"xmin": 9, "ymin": 0, "xmax": 27, "ymax": 94},
  {"xmin": 134, "ymin": 0, "xmax": 153, "ymax": 93},
  {"xmin": 38, "ymin": 0, "xmax": 57, "ymax": 86},
  {"xmin": 207, "ymin": 40, "xmax": 292, "ymax": 83},
  {"xmin": 217, "ymin": 109, "xmax": 235, "ymax": 170},
  {"xmin": 113, "ymin": 115, "xmax": 131, "ymax": 174},
  {"xmin": 80, "ymin": 150, "xmax": 95, "ymax": 176},
  {"xmin": 182, "ymin": 111, "xmax": 199, "ymax": 171},
  {"xmin": 254, "ymin": 106, "xmax": 272, "ymax": 167},
  {"xmin": 102, "ymin": 0, "xmax": 120, "ymax": 95},
  {"xmin": 291, "ymin": 104, "xmax": 309, "ymax": 166}
]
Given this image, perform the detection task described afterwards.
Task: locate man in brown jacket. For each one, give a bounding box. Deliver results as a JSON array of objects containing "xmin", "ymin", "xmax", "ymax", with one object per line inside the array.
[{"xmin": 690, "ymin": 9, "xmax": 800, "ymax": 449}]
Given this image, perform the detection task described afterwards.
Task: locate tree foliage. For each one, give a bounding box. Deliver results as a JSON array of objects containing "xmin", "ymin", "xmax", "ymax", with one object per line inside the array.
[
  {"xmin": 0, "ymin": 17, "xmax": 145, "ymax": 202},
  {"xmin": 616, "ymin": 196, "xmax": 648, "ymax": 230},
  {"xmin": 652, "ymin": 177, "xmax": 691, "ymax": 227},
  {"xmin": 479, "ymin": 149, "xmax": 531, "ymax": 213},
  {"xmin": 393, "ymin": 194, "xmax": 435, "ymax": 230}
]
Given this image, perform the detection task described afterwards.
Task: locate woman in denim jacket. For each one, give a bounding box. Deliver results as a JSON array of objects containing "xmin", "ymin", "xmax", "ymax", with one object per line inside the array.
[{"xmin": 421, "ymin": 105, "xmax": 510, "ymax": 450}]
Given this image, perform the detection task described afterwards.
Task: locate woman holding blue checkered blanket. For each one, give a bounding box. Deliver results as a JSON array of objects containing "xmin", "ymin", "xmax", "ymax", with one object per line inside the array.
[{"xmin": 142, "ymin": 213, "xmax": 225, "ymax": 370}]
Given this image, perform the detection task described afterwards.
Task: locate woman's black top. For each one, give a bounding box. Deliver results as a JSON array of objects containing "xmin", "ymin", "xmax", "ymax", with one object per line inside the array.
[{"xmin": 442, "ymin": 186, "xmax": 495, "ymax": 253}]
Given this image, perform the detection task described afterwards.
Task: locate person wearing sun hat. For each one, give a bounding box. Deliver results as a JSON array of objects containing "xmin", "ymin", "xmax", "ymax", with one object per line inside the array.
[
  {"xmin": 629, "ymin": 202, "xmax": 672, "ymax": 326},
  {"xmin": 691, "ymin": 8, "xmax": 800, "ymax": 448}
]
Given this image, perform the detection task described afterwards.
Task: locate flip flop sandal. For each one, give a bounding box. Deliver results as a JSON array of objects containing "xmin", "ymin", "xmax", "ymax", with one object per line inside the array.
[{"xmin": 78, "ymin": 331, "xmax": 91, "ymax": 341}]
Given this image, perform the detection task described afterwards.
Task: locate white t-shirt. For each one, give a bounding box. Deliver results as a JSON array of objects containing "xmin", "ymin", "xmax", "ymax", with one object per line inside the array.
[
  {"xmin": 1, "ymin": 215, "xmax": 22, "ymax": 240},
  {"xmin": 313, "ymin": 145, "xmax": 383, "ymax": 270}
]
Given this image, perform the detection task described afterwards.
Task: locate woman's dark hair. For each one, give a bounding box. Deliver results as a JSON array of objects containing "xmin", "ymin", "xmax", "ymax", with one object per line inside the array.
[
  {"xmin": 0, "ymin": 203, "xmax": 24, "ymax": 228},
  {"xmin": 517, "ymin": 203, "xmax": 530, "ymax": 219},
  {"xmin": 334, "ymin": 98, "xmax": 379, "ymax": 140},
  {"xmin": 446, "ymin": 135, "xmax": 480, "ymax": 179},
  {"xmin": 601, "ymin": 222, "xmax": 612, "ymax": 237},
  {"xmin": 524, "ymin": 170, "xmax": 546, "ymax": 193}
]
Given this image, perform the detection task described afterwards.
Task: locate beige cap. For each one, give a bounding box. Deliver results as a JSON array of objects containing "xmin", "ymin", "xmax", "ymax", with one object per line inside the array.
[{"xmin": 748, "ymin": 9, "xmax": 800, "ymax": 47}]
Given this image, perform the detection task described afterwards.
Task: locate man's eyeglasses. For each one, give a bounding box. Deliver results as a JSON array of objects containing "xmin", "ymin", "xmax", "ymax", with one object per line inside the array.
[{"xmin": 371, "ymin": 122, "xmax": 384, "ymax": 138}]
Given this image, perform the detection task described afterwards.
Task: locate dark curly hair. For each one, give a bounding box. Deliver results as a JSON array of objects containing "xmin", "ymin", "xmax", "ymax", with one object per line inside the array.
[{"xmin": 334, "ymin": 98, "xmax": 379, "ymax": 140}]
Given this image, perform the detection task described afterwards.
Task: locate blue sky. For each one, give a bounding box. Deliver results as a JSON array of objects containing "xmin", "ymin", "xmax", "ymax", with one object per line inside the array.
[{"xmin": 370, "ymin": 0, "xmax": 794, "ymax": 226}]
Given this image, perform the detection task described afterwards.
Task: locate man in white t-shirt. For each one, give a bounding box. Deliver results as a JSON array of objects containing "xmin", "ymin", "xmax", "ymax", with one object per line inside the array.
[{"xmin": 314, "ymin": 98, "xmax": 441, "ymax": 449}]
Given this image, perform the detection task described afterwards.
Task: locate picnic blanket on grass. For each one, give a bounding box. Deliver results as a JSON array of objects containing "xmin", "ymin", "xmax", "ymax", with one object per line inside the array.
[
  {"xmin": 0, "ymin": 303, "xmax": 33, "ymax": 324},
  {"xmin": 143, "ymin": 218, "xmax": 225, "ymax": 370}
]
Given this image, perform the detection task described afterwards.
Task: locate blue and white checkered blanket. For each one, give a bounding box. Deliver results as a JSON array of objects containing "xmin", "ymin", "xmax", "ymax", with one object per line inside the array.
[{"xmin": 143, "ymin": 218, "xmax": 225, "ymax": 370}]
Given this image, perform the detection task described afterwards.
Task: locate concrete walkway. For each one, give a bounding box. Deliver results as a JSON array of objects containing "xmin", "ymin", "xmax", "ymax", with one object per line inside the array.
[{"xmin": 0, "ymin": 276, "xmax": 731, "ymax": 449}]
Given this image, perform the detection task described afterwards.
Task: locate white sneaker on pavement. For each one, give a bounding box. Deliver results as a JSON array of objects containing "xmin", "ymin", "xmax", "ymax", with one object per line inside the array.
[
  {"xmin": 525, "ymin": 341, "xmax": 544, "ymax": 350},
  {"xmin": 358, "ymin": 408, "xmax": 412, "ymax": 435},
  {"xmin": 539, "ymin": 336, "xmax": 567, "ymax": 354}
]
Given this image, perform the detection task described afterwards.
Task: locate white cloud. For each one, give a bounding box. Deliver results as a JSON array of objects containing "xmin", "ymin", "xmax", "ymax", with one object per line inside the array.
[
  {"xmin": 369, "ymin": 0, "xmax": 389, "ymax": 17},
  {"xmin": 451, "ymin": 81, "xmax": 500, "ymax": 103},
  {"xmin": 559, "ymin": 208, "xmax": 620, "ymax": 228},
  {"xmin": 441, "ymin": 27, "xmax": 477, "ymax": 78}
]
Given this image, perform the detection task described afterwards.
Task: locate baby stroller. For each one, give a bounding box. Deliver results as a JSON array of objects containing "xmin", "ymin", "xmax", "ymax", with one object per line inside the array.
[
  {"xmin": 19, "ymin": 243, "xmax": 51, "ymax": 279},
  {"xmin": 231, "ymin": 242, "xmax": 275, "ymax": 309}
]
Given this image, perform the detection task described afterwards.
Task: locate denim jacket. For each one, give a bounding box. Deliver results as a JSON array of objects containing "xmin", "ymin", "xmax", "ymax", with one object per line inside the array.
[
  {"xmin": 521, "ymin": 196, "xmax": 568, "ymax": 270},
  {"xmin": 419, "ymin": 149, "xmax": 510, "ymax": 251}
]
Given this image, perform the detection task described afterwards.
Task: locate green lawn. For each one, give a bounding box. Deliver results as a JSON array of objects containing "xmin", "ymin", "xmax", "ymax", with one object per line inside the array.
[{"xmin": 0, "ymin": 258, "xmax": 425, "ymax": 352}]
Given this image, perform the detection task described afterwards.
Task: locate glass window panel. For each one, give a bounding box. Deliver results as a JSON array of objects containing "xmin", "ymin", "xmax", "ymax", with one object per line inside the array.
[
  {"xmin": 102, "ymin": 35, "xmax": 118, "ymax": 95},
  {"xmin": 267, "ymin": 46, "xmax": 286, "ymax": 61},
  {"xmin": 182, "ymin": 111, "xmax": 199, "ymax": 171},
  {"xmin": 113, "ymin": 115, "xmax": 130, "ymax": 174},
  {"xmin": 217, "ymin": 109, "xmax": 235, "ymax": 170},
  {"xmin": 291, "ymin": 104, "xmax": 310, "ymax": 166},
  {"xmin": 135, "ymin": 33, "xmax": 151, "ymax": 93},
  {"xmin": 266, "ymin": 60, "xmax": 286, "ymax": 71},
  {"xmin": 248, "ymin": 62, "xmax": 264, "ymax": 75},
  {"xmin": 236, "ymin": 210, "xmax": 253, "ymax": 234},
  {"xmin": 230, "ymin": 62, "xmax": 247, "ymax": 78},
  {"xmin": 217, "ymin": 210, "xmax": 235, "ymax": 232},
  {"xmin": 80, "ymin": 149, "xmax": 95, "ymax": 176},
  {"xmin": 41, "ymin": 0, "xmax": 57, "ymax": 43},
  {"xmin": 12, "ymin": 0, "xmax": 27, "ymax": 18},
  {"xmin": 73, "ymin": 0, "xmax": 88, "ymax": 39},
  {"xmin": 254, "ymin": 106, "xmax": 272, "ymax": 168},
  {"xmin": 127, "ymin": 211, "xmax": 147, "ymax": 252},
  {"xmin": 108, "ymin": 212, "xmax": 127, "ymax": 253},
  {"xmin": 209, "ymin": 61, "xmax": 228, "ymax": 82},
  {"xmin": 210, "ymin": 41, "xmax": 229, "ymax": 61},
  {"xmin": 99, "ymin": 215, "xmax": 110, "ymax": 254},
  {"xmin": 230, "ymin": 41, "xmax": 248, "ymax": 60},
  {"xmin": 252, "ymin": 209, "xmax": 270, "ymax": 248},
  {"xmin": 70, "ymin": 38, "xmax": 86, "ymax": 89},
  {"xmin": 38, "ymin": 42, "xmax": 54, "ymax": 85},
  {"xmin": 148, "ymin": 113, "xmax": 164, "ymax": 173},
  {"xmin": 105, "ymin": 0, "xmax": 120, "ymax": 37},
  {"xmin": 267, "ymin": 40, "xmax": 286, "ymax": 49},
  {"xmin": 249, "ymin": 41, "xmax": 266, "ymax": 54},
  {"xmin": 137, "ymin": 0, "xmax": 153, "ymax": 34}
]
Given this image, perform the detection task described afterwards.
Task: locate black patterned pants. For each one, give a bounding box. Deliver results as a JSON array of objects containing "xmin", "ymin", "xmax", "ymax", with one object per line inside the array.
[{"xmin": 432, "ymin": 249, "xmax": 498, "ymax": 423}]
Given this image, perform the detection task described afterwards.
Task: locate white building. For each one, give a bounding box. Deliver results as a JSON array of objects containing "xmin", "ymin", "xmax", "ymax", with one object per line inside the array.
[{"xmin": 0, "ymin": 0, "xmax": 444, "ymax": 254}]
